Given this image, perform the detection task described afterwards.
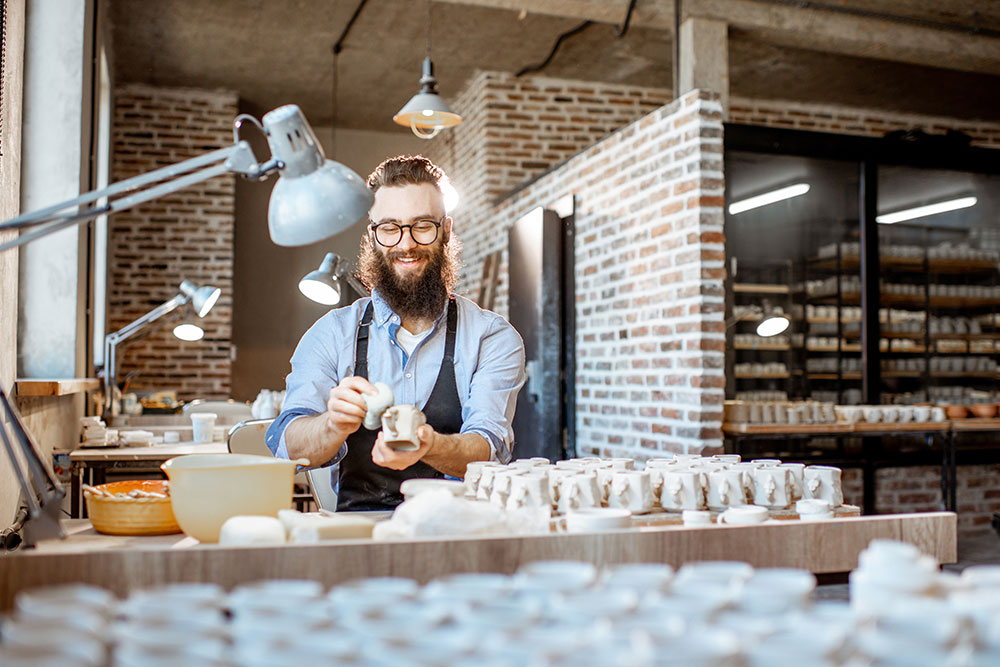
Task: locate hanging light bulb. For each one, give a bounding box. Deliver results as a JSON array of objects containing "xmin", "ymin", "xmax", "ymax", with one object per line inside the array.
[{"xmin": 393, "ymin": 2, "xmax": 461, "ymax": 139}]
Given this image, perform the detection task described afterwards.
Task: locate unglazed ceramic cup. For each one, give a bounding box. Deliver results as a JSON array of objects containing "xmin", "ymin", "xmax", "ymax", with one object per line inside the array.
[
  {"xmin": 706, "ymin": 469, "xmax": 746, "ymax": 510},
  {"xmin": 608, "ymin": 470, "xmax": 654, "ymax": 514},
  {"xmin": 804, "ymin": 465, "xmax": 844, "ymax": 507},
  {"xmin": 558, "ymin": 471, "xmax": 602, "ymax": 513},
  {"xmin": 779, "ymin": 463, "xmax": 806, "ymax": 502},
  {"xmin": 381, "ymin": 404, "xmax": 426, "ymax": 451},
  {"xmin": 752, "ymin": 466, "xmax": 793, "ymax": 509},
  {"xmin": 506, "ymin": 472, "xmax": 552, "ymax": 513},
  {"xmin": 660, "ymin": 469, "xmax": 706, "ymax": 511}
]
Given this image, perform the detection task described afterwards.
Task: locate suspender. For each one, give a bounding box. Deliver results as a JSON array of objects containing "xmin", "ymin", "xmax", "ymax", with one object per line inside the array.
[{"xmin": 354, "ymin": 297, "xmax": 457, "ymax": 377}]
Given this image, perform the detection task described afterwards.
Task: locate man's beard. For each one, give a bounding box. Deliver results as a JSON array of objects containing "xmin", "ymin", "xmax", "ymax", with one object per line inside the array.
[{"xmin": 357, "ymin": 234, "xmax": 461, "ymax": 321}]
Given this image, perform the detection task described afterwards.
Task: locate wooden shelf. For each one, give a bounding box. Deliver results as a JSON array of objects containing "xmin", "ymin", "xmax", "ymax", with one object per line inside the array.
[
  {"xmin": 809, "ymin": 254, "xmax": 998, "ymax": 274},
  {"xmin": 808, "ymin": 344, "xmax": 862, "ymax": 352},
  {"xmin": 808, "ymin": 373, "xmax": 862, "ymax": 380},
  {"xmin": 15, "ymin": 378, "xmax": 100, "ymax": 397},
  {"xmin": 734, "ymin": 373, "xmax": 790, "ymax": 379},
  {"xmin": 732, "ymin": 282, "xmax": 790, "ymax": 295},
  {"xmin": 809, "ymin": 292, "xmax": 1000, "ymax": 309},
  {"xmin": 734, "ymin": 344, "xmax": 790, "ymax": 351}
]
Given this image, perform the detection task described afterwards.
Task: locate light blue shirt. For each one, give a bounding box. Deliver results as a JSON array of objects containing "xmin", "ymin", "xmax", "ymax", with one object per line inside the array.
[{"xmin": 267, "ymin": 290, "xmax": 525, "ymax": 465}]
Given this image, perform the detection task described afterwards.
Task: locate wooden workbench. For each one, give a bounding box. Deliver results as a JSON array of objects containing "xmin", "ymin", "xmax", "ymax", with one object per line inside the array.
[{"xmin": 0, "ymin": 512, "xmax": 956, "ymax": 610}]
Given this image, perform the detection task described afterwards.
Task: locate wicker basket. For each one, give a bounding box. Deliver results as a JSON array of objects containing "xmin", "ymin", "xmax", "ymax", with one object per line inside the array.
[{"xmin": 85, "ymin": 480, "xmax": 182, "ymax": 536}]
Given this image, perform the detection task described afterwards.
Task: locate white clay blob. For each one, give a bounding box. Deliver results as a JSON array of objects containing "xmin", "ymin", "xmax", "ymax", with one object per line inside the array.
[{"xmin": 218, "ymin": 516, "xmax": 287, "ymax": 546}]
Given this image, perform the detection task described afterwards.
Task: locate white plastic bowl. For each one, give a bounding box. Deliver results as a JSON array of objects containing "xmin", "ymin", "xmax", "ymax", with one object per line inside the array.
[{"xmin": 161, "ymin": 454, "xmax": 307, "ymax": 543}]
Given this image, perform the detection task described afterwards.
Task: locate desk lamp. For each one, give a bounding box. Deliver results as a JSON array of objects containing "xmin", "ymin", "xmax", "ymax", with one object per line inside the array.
[
  {"xmin": 299, "ymin": 252, "xmax": 368, "ymax": 306},
  {"xmin": 102, "ymin": 280, "xmax": 221, "ymax": 414},
  {"xmin": 726, "ymin": 300, "xmax": 791, "ymax": 337},
  {"xmin": 0, "ymin": 105, "xmax": 373, "ymax": 547}
]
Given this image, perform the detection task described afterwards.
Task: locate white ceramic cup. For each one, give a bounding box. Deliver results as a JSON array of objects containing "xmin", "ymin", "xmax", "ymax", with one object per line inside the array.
[
  {"xmin": 489, "ymin": 468, "xmax": 525, "ymax": 508},
  {"xmin": 913, "ymin": 406, "xmax": 931, "ymax": 423},
  {"xmin": 506, "ymin": 473, "xmax": 552, "ymax": 512},
  {"xmin": 381, "ymin": 405, "xmax": 426, "ymax": 452},
  {"xmin": 863, "ymin": 406, "xmax": 882, "ymax": 423},
  {"xmin": 779, "ymin": 463, "xmax": 806, "ymax": 502},
  {"xmin": 558, "ymin": 471, "xmax": 602, "ymax": 513},
  {"xmin": 190, "ymin": 413, "xmax": 217, "ymax": 443},
  {"xmin": 660, "ymin": 470, "xmax": 706, "ymax": 511},
  {"xmin": 753, "ymin": 466, "xmax": 793, "ymax": 509},
  {"xmin": 882, "ymin": 406, "xmax": 900, "ymax": 424},
  {"xmin": 804, "ymin": 465, "xmax": 844, "ymax": 507},
  {"xmin": 931, "ymin": 406, "xmax": 946, "ymax": 422},
  {"xmin": 608, "ymin": 471, "xmax": 654, "ymax": 514},
  {"xmin": 706, "ymin": 469, "xmax": 746, "ymax": 510}
]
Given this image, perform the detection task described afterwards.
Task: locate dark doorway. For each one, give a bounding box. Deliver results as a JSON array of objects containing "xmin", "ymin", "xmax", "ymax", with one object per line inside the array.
[{"xmin": 508, "ymin": 203, "xmax": 575, "ymax": 461}]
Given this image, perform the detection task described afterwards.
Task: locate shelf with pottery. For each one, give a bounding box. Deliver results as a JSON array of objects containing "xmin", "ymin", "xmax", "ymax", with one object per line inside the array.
[
  {"xmin": 808, "ymin": 254, "xmax": 998, "ymax": 275},
  {"xmin": 808, "ymin": 292, "xmax": 1000, "ymax": 309},
  {"xmin": 733, "ymin": 343, "xmax": 791, "ymax": 351},
  {"xmin": 0, "ymin": 511, "xmax": 957, "ymax": 611},
  {"xmin": 731, "ymin": 283, "xmax": 790, "ymax": 295},
  {"xmin": 734, "ymin": 373, "xmax": 791, "ymax": 379}
]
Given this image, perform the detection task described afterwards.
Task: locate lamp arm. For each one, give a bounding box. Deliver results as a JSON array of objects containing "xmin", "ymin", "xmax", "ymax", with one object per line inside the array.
[
  {"xmin": 0, "ymin": 142, "xmax": 270, "ymax": 253},
  {"xmin": 103, "ymin": 293, "xmax": 190, "ymax": 413},
  {"xmin": 342, "ymin": 272, "xmax": 370, "ymax": 298},
  {"xmin": 0, "ymin": 390, "xmax": 65, "ymax": 547}
]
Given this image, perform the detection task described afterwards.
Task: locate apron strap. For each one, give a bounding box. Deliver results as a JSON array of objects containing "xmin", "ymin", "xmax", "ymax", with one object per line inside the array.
[
  {"xmin": 354, "ymin": 300, "xmax": 374, "ymax": 380},
  {"xmin": 442, "ymin": 296, "xmax": 458, "ymax": 364}
]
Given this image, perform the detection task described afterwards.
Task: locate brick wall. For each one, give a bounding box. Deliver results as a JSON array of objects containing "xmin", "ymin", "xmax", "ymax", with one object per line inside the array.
[
  {"xmin": 428, "ymin": 76, "xmax": 725, "ymax": 458},
  {"xmin": 729, "ymin": 96, "xmax": 1000, "ymax": 148},
  {"xmin": 427, "ymin": 71, "xmax": 672, "ymax": 309},
  {"xmin": 109, "ymin": 84, "xmax": 237, "ymax": 401}
]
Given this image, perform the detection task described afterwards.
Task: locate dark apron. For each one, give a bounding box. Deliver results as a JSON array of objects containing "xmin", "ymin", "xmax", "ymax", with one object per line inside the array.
[{"xmin": 337, "ymin": 297, "xmax": 462, "ymax": 511}]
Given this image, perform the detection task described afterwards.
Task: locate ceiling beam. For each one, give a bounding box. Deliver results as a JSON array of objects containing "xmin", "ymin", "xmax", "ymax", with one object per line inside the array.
[{"xmin": 438, "ymin": 0, "xmax": 1000, "ymax": 75}]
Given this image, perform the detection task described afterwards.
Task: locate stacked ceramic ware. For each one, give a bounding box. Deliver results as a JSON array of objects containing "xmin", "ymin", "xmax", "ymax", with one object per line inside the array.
[{"xmin": 6, "ymin": 542, "xmax": 990, "ymax": 666}]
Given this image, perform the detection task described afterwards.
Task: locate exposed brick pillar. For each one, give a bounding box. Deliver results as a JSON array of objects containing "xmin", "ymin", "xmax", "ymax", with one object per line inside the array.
[{"xmin": 109, "ymin": 84, "xmax": 237, "ymax": 401}]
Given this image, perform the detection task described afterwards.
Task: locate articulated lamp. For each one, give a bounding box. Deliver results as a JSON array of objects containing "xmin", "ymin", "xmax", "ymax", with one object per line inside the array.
[
  {"xmin": 103, "ymin": 280, "xmax": 221, "ymax": 414},
  {"xmin": 727, "ymin": 300, "xmax": 791, "ymax": 338},
  {"xmin": 0, "ymin": 104, "xmax": 373, "ymax": 547},
  {"xmin": 299, "ymin": 252, "xmax": 368, "ymax": 306}
]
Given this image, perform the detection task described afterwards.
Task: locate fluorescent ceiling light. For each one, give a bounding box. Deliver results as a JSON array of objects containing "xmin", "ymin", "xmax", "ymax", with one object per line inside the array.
[
  {"xmin": 876, "ymin": 196, "xmax": 977, "ymax": 224},
  {"xmin": 728, "ymin": 183, "xmax": 810, "ymax": 215}
]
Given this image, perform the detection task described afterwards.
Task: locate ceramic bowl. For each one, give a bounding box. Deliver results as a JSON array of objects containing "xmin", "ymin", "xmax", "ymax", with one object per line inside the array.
[
  {"xmin": 970, "ymin": 403, "xmax": 997, "ymax": 419},
  {"xmin": 945, "ymin": 404, "xmax": 968, "ymax": 419},
  {"xmin": 161, "ymin": 454, "xmax": 307, "ymax": 543}
]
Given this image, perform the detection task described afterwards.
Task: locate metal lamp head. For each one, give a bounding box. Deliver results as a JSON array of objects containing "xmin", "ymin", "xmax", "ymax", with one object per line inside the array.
[
  {"xmin": 755, "ymin": 301, "xmax": 790, "ymax": 337},
  {"xmin": 262, "ymin": 105, "xmax": 374, "ymax": 246},
  {"xmin": 393, "ymin": 58, "xmax": 462, "ymax": 139},
  {"xmin": 179, "ymin": 280, "xmax": 221, "ymax": 318},
  {"xmin": 299, "ymin": 252, "xmax": 343, "ymax": 306}
]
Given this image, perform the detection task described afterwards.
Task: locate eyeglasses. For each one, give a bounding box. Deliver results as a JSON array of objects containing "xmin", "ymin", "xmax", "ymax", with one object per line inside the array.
[{"xmin": 369, "ymin": 218, "xmax": 443, "ymax": 247}]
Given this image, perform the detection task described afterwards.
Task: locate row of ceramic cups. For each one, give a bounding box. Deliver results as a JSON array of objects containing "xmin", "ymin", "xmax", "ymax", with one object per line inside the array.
[
  {"xmin": 465, "ymin": 456, "xmax": 844, "ymax": 515},
  {"xmin": 725, "ymin": 400, "xmax": 838, "ymax": 425},
  {"xmin": 837, "ymin": 404, "xmax": 945, "ymax": 424}
]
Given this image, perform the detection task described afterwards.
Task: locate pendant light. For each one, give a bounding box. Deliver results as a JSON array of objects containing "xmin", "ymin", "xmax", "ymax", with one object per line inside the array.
[{"xmin": 393, "ymin": 1, "xmax": 462, "ymax": 139}]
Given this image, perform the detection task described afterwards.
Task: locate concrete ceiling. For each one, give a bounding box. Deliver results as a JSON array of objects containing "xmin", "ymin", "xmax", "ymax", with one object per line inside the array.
[{"xmin": 106, "ymin": 0, "xmax": 1000, "ymax": 132}]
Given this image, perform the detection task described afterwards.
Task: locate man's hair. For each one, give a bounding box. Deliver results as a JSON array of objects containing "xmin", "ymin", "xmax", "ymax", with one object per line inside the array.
[{"xmin": 366, "ymin": 155, "xmax": 446, "ymax": 194}]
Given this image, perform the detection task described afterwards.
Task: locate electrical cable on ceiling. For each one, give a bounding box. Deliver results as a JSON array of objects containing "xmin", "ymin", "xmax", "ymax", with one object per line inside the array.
[
  {"xmin": 330, "ymin": 0, "xmax": 370, "ymax": 155},
  {"xmin": 516, "ymin": 21, "xmax": 594, "ymax": 77},
  {"xmin": 615, "ymin": 0, "xmax": 638, "ymax": 38}
]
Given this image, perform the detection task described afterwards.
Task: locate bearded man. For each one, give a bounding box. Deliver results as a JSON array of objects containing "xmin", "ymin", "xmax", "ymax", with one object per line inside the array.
[{"xmin": 266, "ymin": 155, "xmax": 526, "ymax": 511}]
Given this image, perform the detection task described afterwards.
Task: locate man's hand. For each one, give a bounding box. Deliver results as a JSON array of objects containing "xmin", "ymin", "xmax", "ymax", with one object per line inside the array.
[
  {"xmin": 371, "ymin": 424, "xmax": 437, "ymax": 470},
  {"xmin": 325, "ymin": 376, "xmax": 378, "ymax": 436}
]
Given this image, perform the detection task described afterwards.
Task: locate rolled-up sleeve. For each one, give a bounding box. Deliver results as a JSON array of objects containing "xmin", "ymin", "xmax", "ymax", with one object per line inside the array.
[{"xmin": 460, "ymin": 317, "xmax": 526, "ymax": 464}]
